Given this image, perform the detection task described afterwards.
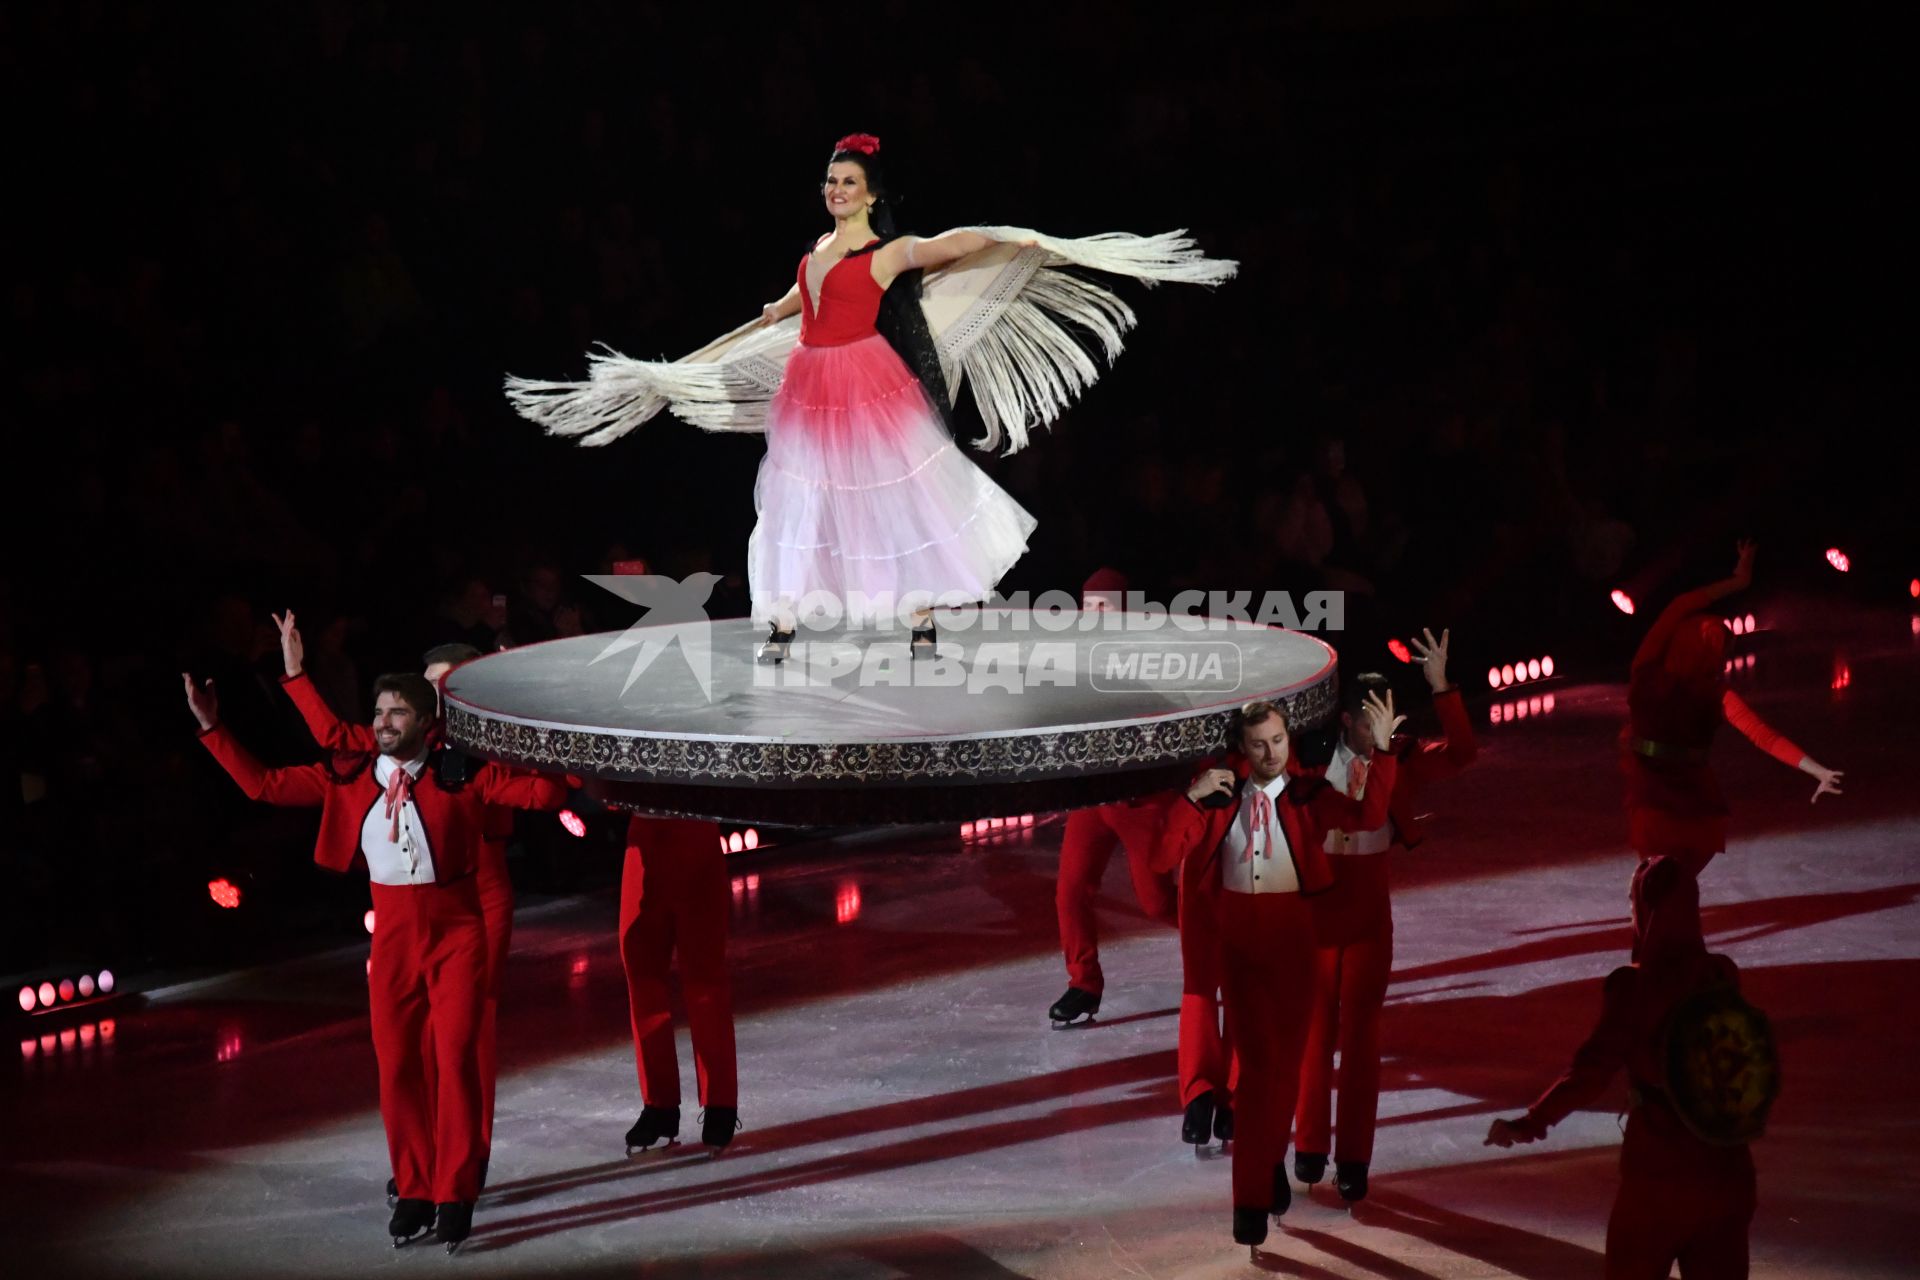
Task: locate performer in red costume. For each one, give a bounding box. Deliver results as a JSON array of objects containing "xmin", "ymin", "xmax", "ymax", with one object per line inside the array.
[
  {"xmin": 507, "ymin": 134, "xmax": 1235, "ymax": 659},
  {"xmin": 185, "ymin": 670, "xmax": 568, "ymax": 1252},
  {"xmin": 1623, "ymin": 541, "xmax": 1841, "ymax": 877},
  {"xmin": 1048, "ymin": 568, "xmax": 1180, "ymax": 1028},
  {"xmin": 272, "ymin": 615, "xmax": 518, "ymax": 1205},
  {"xmin": 1152, "ymin": 692, "xmax": 1403, "ymax": 1248},
  {"xmin": 1292, "ymin": 628, "xmax": 1476, "ymax": 1203},
  {"xmin": 1486, "ymin": 857, "xmax": 1759, "ymax": 1278},
  {"xmin": 617, "ymin": 813, "xmax": 740, "ymax": 1154}
]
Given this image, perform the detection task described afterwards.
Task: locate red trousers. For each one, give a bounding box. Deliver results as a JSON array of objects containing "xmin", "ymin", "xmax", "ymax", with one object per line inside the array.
[
  {"xmin": 1217, "ymin": 890, "xmax": 1317, "ymax": 1210},
  {"xmin": 1605, "ymin": 1105, "xmax": 1755, "ymax": 1278},
  {"xmin": 474, "ymin": 838, "xmax": 512, "ymax": 1147},
  {"xmin": 1177, "ymin": 857, "xmax": 1239, "ymax": 1107},
  {"xmin": 618, "ymin": 817, "xmax": 736, "ymax": 1109},
  {"xmin": 368, "ymin": 877, "xmax": 488, "ymax": 1204},
  {"xmin": 1295, "ymin": 855, "xmax": 1393, "ymax": 1164},
  {"xmin": 1057, "ymin": 802, "xmax": 1178, "ymax": 993}
]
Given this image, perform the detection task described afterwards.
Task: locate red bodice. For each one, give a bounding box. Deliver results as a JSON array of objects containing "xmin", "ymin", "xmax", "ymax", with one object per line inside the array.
[{"xmin": 798, "ymin": 242, "xmax": 884, "ymax": 347}]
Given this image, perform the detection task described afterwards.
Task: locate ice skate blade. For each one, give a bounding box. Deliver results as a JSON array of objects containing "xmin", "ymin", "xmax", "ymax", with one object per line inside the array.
[
  {"xmin": 756, "ymin": 644, "xmax": 789, "ymax": 664},
  {"xmin": 1049, "ymin": 1014, "xmax": 1095, "ymax": 1029}
]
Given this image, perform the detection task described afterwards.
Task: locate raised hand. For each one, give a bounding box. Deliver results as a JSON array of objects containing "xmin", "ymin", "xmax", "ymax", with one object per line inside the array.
[
  {"xmin": 272, "ymin": 610, "xmax": 304, "ymax": 678},
  {"xmin": 181, "ymin": 672, "xmax": 219, "ymax": 732},
  {"xmin": 1408, "ymin": 626, "xmax": 1451, "ymax": 692},
  {"xmin": 1731, "ymin": 539, "xmax": 1757, "ymax": 589},
  {"xmin": 1363, "ymin": 688, "xmax": 1405, "ymax": 751},
  {"xmin": 1187, "ymin": 767, "xmax": 1236, "ymax": 806},
  {"xmin": 1808, "ymin": 763, "xmax": 1843, "ymax": 803}
]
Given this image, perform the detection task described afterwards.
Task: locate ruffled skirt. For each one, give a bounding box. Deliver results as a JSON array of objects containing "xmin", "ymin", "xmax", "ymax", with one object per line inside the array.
[{"xmin": 748, "ymin": 335, "xmax": 1036, "ymax": 624}]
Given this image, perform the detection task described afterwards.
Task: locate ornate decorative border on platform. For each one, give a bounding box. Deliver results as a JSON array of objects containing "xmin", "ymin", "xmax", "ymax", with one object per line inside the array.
[{"xmin": 445, "ymin": 675, "xmax": 1335, "ymax": 787}]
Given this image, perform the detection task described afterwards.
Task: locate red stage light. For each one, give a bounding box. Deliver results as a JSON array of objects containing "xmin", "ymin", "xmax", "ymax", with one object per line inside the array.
[
  {"xmin": 78, "ymin": 975, "xmax": 95, "ymax": 998},
  {"xmin": 99, "ymin": 1018, "xmax": 115, "ymax": 1040},
  {"xmin": 1486, "ymin": 667, "xmax": 1501, "ymax": 689},
  {"xmin": 1543, "ymin": 693, "xmax": 1556, "ymax": 712},
  {"xmin": 20, "ymin": 1039, "xmax": 34, "ymax": 1060},
  {"xmin": 835, "ymin": 882, "xmax": 862, "ymax": 925},
  {"xmin": 40, "ymin": 1033, "xmax": 56, "ymax": 1054},
  {"xmin": 60, "ymin": 1028, "xmax": 76, "ymax": 1050},
  {"xmin": 57, "ymin": 979, "xmax": 74, "ymax": 1003},
  {"xmin": 1500, "ymin": 664, "xmax": 1515, "ymax": 687},
  {"xmin": 37, "ymin": 982, "xmax": 55, "ymax": 1008},
  {"xmin": 17, "ymin": 986, "xmax": 34, "ymax": 1013},
  {"xmin": 1910, "ymin": 578, "xmax": 1919, "ymax": 599},
  {"xmin": 746, "ymin": 874, "xmax": 760, "ymax": 892},
  {"xmin": 1021, "ymin": 814, "xmax": 1035, "ymax": 826},
  {"xmin": 1727, "ymin": 616, "xmax": 1743, "ymax": 635},
  {"xmin": 571, "ymin": 955, "xmax": 589, "ymax": 977},
  {"xmin": 960, "ymin": 821, "xmax": 974, "ymax": 838},
  {"xmin": 1542, "ymin": 655, "xmax": 1555, "ymax": 677},
  {"xmin": 1386, "ymin": 638, "xmax": 1411, "ymax": 663},
  {"xmin": 720, "ymin": 836, "xmax": 731, "ymax": 854},
  {"xmin": 1611, "ymin": 589, "xmax": 1636, "ymax": 615},
  {"xmin": 558, "ymin": 809, "xmax": 587, "ymax": 838},
  {"xmin": 1743, "ymin": 613, "xmax": 1755, "ymax": 632},
  {"xmin": 79, "ymin": 1023, "xmax": 96, "ymax": 1047},
  {"xmin": 744, "ymin": 828, "xmax": 760, "ymax": 850},
  {"xmin": 1825, "ymin": 547, "xmax": 1850, "ymax": 573},
  {"xmin": 364, "ymin": 909, "xmax": 376, "ymax": 934},
  {"xmin": 728, "ymin": 832, "xmax": 744, "ymax": 853},
  {"xmin": 97, "ymin": 970, "xmax": 114, "ymax": 995},
  {"xmin": 1527, "ymin": 659, "xmax": 1542, "ymax": 680},
  {"xmin": 208, "ymin": 878, "xmax": 242, "ymax": 909}
]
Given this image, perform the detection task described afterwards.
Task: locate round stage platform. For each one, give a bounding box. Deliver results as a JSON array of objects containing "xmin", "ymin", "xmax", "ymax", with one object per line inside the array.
[{"xmin": 444, "ymin": 609, "xmax": 1337, "ymax": 824}]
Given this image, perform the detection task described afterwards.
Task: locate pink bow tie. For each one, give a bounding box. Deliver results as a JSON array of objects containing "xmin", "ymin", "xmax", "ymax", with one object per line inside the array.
[
  {"xmin": 1244, "ymin": 786, "xmax": 1274, "ymax": 861},
  {"xmin": 383, "ymin": 766, "xmax": 415, "ymax": 842}
]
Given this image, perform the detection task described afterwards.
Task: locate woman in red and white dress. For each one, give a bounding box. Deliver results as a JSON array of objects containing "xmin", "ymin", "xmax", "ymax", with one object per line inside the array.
[{"xmin": 506, "ymin": 133, "xmax": 1237, "ymax": 656}]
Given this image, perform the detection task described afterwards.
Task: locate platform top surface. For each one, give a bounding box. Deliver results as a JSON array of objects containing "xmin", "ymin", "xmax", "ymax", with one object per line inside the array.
[{"xmin": 444, "ymin": 611, "xmax": 1335, "ymax": 745}]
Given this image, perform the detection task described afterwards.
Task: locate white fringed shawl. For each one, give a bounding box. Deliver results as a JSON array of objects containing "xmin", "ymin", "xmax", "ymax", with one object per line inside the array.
[{"xmin": 503, "ymin": 227, "xmax": 1237, "ymax": 455}]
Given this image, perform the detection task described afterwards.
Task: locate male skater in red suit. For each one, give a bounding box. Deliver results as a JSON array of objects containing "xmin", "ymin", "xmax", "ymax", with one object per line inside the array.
[
  {"xmin": 1048, "ymin": 568, "xmax": 1181, "ymax": 1028},
  {"xmin": 1622, "ymin": 541, "xmax": 1840, "ymax": 877},
  {"xmin": 1486, "ymin": 857, "xmax": 1762, "ymax": 1278},
  {"xmin": 273, "ymin": 613, "xmax": 517, "ymax": 1203},
  {"xmin": 617, "ymin": 813, "xmax": 741, "ymax": 1154},
  {"xmin": 1152, "ymin": 692, "xmax": 1402, "ymax": 1248},
  {"xmin": 185, "ymin": 669, "xmax": 568, "ymax": 1251},
  {"xmin": 1291, "ymin": 627, "xmax": 1476, "ymax": 1203}
]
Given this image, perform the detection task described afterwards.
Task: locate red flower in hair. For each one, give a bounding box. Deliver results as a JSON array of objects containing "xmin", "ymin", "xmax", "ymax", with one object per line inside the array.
[{"xmin": 834, "ymin": 132, "xmax": 881, "ymax": 156}]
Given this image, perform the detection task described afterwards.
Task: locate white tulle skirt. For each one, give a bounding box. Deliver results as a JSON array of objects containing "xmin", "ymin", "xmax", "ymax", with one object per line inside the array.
[{"xmin": 747, "ymin": 334, "xmax": 1036, "ymax": 625}]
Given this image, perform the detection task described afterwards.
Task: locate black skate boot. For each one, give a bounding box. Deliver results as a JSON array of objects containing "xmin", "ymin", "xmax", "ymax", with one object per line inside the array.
[
  {"xmin": 1294, "ymin": 1151, "xmax": 1328, "ymax": 1185},
  {"xmin": 700, "ymin": 1105, "xmax": 741, "ymax": 1154},
  {"xmin": 388, "ymin": 1198, "xmax": 436, "ymax": 1247},
  {"xmin": 624, "ymin": 1104, "xmax": 681, "ymax": 1152},
  {"xmin": 1213, "ymin": 1102, "xmax": 1234, "ymax": 1142},
  {"xmin": 757, "ymin": 622, "xmax": 795, "ymax": 664},
  {"xmin": 1048, "ymin": 986, "xmax": 1100, "ymax": 1027},
  {"xmin": 385, "ymin": 1176, "xmax": 398, "ymax": 1208},
  {"xmin": 434, "ymin": 1200, "xmax": 473, "ymax": 1253},
  {"xmin": 1335, "ymin": 1160, "xmax": 1369, "ymax": 1203},
  {"xmin": 1271, "ymin": 1163, "xmax": 1293, "ymax": 1216},
  {"xmin": 910, "ymin": 615, "xmax": 937, "ymax": 659},
  {"xmin": 1232, "ymin": 1205, "xmax": 1268, "ymax": 1246},
  {"xmin": 1181, "ymin": 1092, "xmax": 1216, "ymax": 1147}
]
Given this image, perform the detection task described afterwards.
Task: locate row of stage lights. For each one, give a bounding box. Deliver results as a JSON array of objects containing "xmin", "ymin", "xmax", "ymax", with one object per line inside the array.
[
  {"xmin": 720, "ymin": 828, "xmax": 767, "ymax": 855},
  {"xmin": 1489, "ymin": 692, "xmax": 1555, "ymax": 724},
  {"xmin": 1486, "ymin": 655, "xmax": 1555, "ymax": 691},
  {"xmin": 961, "ymin": 814, "xmax": 1037, "ymax": 841},
  {"xmin": 17, "ymin": 969, "xmax": 116, "ymax": 1014}
]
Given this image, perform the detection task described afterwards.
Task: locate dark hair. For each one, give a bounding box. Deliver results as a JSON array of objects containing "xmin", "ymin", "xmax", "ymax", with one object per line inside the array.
[
  {"xmin": 1229, "ymin": 699, "xmax": 1287, "ymax": 746},
  {"xmin": 373, "ymin": 672, "xmax": 438, "ymax": 721},
  {"xmin": 421, "ymin": 642, "xmax": 483, "ymax": 669},
  {"xmin": 1339, "ymin": 672, "xmax": 1391, "ymax": 718},
  {"xmin": 828, "ymin": 139, "xmax": 955, "ymax": 433}
]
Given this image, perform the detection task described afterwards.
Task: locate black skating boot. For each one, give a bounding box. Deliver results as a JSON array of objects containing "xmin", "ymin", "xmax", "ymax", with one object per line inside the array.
[
  {"xmin": 757, "ymin": 622, "xmax": 795, "ymax": 664},
  {"xmin": 910, "ymin": 615, "xmax": 937, "ymax": 659},
  {"xmin": 625, "ymin": 1104, "xmax": 681, "ymax": 1152},
  {"xmin": 385, "ymin": 1176, "xmax": 398, "ymax": 1208},
  {"xmin": 700, "ymin": 1106, "xmax": 741, "ymax": 1153},
  {"xmin": 1232, "ymin": 1205, "xmax": 1268, "ymax": 1246},
  {"xmin": 1181, "ymin": 1092, "xmax": 1216, "ymax": 1146},
  {"xmin": 1048, "ymin": 986, "xmax": 1100, "ymax": 1027},
  {"xmin": 1335, "ymin": 1160, "xmax": 1369, "ymax": 1203},
  {"xmin": 1294, "ymin": 1151, "xmax": 1328, "ymax": 1185},
  {"xmin": 1213, "ymin": 1102, "xmax": 1234, "ymax": 1142},
  {"xmin": 434, "ymin": 1201, "xmax": 473, "ymax": 1253},
  {"xmin": 1271, "ymin": 1163, "xmax": 1293, "ymax": 1216},
  {"xmin": 388, "ymin": 1198, "xmax": 435, "ymax": 1247}
]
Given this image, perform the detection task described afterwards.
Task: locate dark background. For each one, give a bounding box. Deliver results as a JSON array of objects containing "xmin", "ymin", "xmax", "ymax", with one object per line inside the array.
[{"xmin": 0, "ymin": 3, "xmax": 1903, "ymax": 979}]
